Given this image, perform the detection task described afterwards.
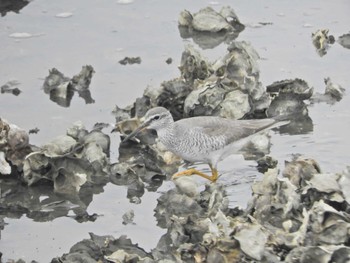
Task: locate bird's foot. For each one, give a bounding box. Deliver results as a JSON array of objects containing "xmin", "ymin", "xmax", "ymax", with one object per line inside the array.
[{"xmin": 172, "ymin": 168, "xmax": 218, "ymax": 182}]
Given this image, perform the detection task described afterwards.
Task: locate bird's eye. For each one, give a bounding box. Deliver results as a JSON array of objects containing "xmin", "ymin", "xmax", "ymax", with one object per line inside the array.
[{"xmin": 153, "ymin": 115, "xmax": 160, "ymax": 120}]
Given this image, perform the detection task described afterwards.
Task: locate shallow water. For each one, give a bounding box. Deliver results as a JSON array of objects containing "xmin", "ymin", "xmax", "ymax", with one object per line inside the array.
[{"xmin": 1, "ymin": 0, "xmax": 350, "ymax": 261}]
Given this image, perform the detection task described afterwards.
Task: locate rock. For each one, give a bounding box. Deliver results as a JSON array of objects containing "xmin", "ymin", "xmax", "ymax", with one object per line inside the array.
[
  {"xmin": 233, "ymin": 221, "xmax": 268, "ymax": 260},
  {"xmin": 182, "ymin": 41, "xmax": 268, "ymax": 118},
  {"xmin": 0, "ymin": 0, "xmax": 31, "ymax": 17},
  {"xmin": 266, "ymin": 79, "xmax": 315, "ymax": 134},
  {"xmin": 119, "ymin": 56, "xmax": 141, "ymax": 65},
  {"xmin": 0, "ymin": 118, "xmax": 32, "ymax": 173},
  {"xmin": 23, "ymin": 123, "xmax": 110, "ymax": 194},
  {"xmin": 43, "ymin": 66, "xmax": 95, "ymax": 107},
  {"xmin": 43, "ymin": 68, "xmax": 73, "ymax": 107},
  {"xmin": 256, "ymin": 155, "xmax": 278, "ymax": 173},
  {"xmin": 122, "ymin": 209, "xmax": 135, "ymax": 225},
  {"xmin": 324, "ymin": 77, "xmax": 345, "ymax": 101},
  {"xmin": 165, "ymin": 57, "xmax": 172, "ymax": 64},
  {"xmin": 0, "ymin": 151, "xmax": 11, "ymax": 174},
  {"xmin": 337, "ymin": 32, "xmax": 350, "ymax": 49},
  {"xmin": 1, "ymin": 80, "xmax": 21, "ymax": 96},
  {"xmin": 179, "ymin": 44, "xmax": 212, "ymax": 82},
  {"xmin": 266, "ymin": 79, "xmax": 313, "ymax": 100},
  {"xmin": 178, "ymin": 6, "xmax": 245, "ymax": 49},
  {"xmin": 311, "ymin": 29, "xmax": 335, "ymax": 57},
  {"xmin": 311, "ymin": 77, "xmax": 345, "ymax": 104},
  {"xmin": 283, "ymin": 156, "xmax": 321, "ymax": 188},
  {"xmin": 172, "ymin": 176, "xmax": 199, "ymax": 197}
]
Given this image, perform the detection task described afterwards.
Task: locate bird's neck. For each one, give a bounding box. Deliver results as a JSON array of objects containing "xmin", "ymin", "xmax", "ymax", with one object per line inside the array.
[{"xmin": 156, "ymin": 122, "xmax": 176, "ymax": 147}]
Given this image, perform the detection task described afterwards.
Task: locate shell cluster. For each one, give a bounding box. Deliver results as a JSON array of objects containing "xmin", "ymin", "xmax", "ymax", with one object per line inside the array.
[
  {"xmin": 43, "ymin": 65, "xmax": 95, "ymax": 107},
  {"xmin": 52, "ymin": 158, "xmax": 350, "ymax": 262},
  {"xmin": 178, "ymin": 6, "xmax": 245, "ymax": 49},
  {"xmin": 0, "ymin": 118, "xmax": 31, "ymax": 174},
  {"xmin": 1, "ymin": 4, "xmax": 348, "ymax": 262},
  {"xmin": 23, "ymin": 121, "xmax": 110, "ymax": 195}
]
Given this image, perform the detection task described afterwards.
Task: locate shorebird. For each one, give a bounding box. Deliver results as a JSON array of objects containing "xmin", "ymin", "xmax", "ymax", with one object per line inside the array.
[{"xmin": 122, "ymin": 107, "xmax": 288, "ymax": 182}]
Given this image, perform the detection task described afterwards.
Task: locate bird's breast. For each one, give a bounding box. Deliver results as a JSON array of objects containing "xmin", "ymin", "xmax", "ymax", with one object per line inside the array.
[{"xmin": 157, "ymin": 127, "xmax": 223, "ymax": 163}]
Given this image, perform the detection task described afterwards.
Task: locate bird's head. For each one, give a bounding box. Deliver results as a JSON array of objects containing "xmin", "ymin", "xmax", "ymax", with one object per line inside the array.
[{"xmin": 122, "ymin": 107, "xmax": 173, "ymax": 142}]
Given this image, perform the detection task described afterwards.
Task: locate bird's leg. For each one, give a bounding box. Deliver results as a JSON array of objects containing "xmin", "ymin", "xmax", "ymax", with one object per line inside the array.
[
  {"xmin": 209, "ymin": 165, "xmax": 219, "ymax": 182},
  {"xmin": 172, "ymin": 165, "xmax": 219, "ymax": 182}
]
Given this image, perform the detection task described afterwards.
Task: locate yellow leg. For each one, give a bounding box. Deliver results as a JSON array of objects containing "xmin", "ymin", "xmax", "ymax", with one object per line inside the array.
[{"xmin": 172, "ymin": 165, "xmax": 219, "ymax": 182}]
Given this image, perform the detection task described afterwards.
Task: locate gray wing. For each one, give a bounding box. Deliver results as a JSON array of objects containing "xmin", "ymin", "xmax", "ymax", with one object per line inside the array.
[{"xmin": 177, "ymin": 116, "xmax": 277, "ymax": 144}]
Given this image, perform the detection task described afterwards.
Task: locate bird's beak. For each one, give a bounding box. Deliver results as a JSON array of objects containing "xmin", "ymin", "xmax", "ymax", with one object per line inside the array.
[{"xmin": 121, "ymin": 119, "xmax": 151, "ymax": 143}]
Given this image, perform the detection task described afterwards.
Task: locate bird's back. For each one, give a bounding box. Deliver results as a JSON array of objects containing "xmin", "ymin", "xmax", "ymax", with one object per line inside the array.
[{"xmin": 176, "ymin": 116, "xmax": 276, "ymax": 145}]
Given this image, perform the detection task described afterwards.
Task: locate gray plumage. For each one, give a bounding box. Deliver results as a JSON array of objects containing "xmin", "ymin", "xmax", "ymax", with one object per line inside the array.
[{"xmin": 123, "ymin": 107, "xmax": 285, "ymax": 170}]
